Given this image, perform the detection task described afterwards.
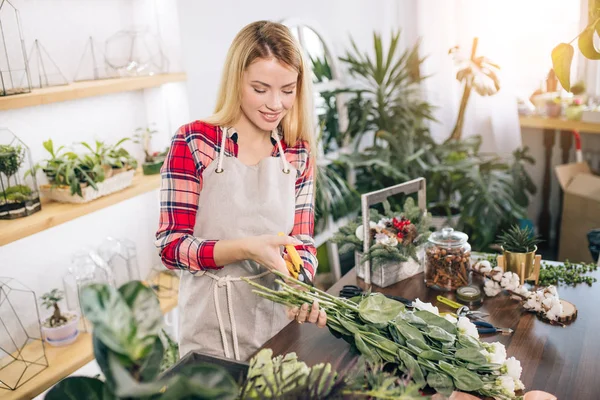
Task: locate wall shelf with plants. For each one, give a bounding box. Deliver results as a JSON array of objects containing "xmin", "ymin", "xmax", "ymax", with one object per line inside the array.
[
  {"xmin": 0, "ymin": 73, "xmax": 187, "ymax": 111},
  {"xmin": 0, "ymin": 135, "xmax": 164, "ymax": 246}
]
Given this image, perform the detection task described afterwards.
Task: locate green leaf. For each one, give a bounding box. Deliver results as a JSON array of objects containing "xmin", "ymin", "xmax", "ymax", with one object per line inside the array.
[
  {"xmin": 418, "ymin": 349, "xmax": 447, "ymax": 361},
  {"xmin": 406, "ymin": 338, "xmax": 429, "ymax": 356},
  {"xmin": 118, "ymin": 281, "xmax": 163, "ymax": 338},
  {"xmin": 139, "ymin": 337, "xmax": 164, "ymax": 382},
  {"xmin": 579, "ymin": 19, "xmax": 600, "ymax": 60},
  {"xmin": 451, "ymin": 367, "xmax": 484, "ymax": 392},
  {"xmin": 81, "ymin": 284, "xmax": 136, "ymax": 358},
  {"xmin": 397, "ymin": 349, "xmax": 426, "ymax": 388},
  {"xmin": 425, "ymin": 325, "xmax": 456, "ymax": 345},
  {"xmin": 354, "ymin": 333, "xmax": 381, "ymax": 363},
  {"xmin": 388, "ymin": 324, "xmax": 406, "ymax": 346},
  {"xmin": 551, "ymin": 42, "xmax": 574, "ymax": 90},
  {"xmin": 454, "ymin": 348, "xmax": 487, "ymax": 365},
  {"xmin": 438, "ymin": 360, "xmax": 457, "ymax": 376},
  {"xmin": 414, "ymin": 310, "xmax": 457, "ymax": 335},
  {"xmin": 358, "ymin": 293, "xmax": 404, "ymax": 325},
  {"xmin": 392, "ymin": 319, "xmax": 426, "ymax": 343},
  {"xmin": 427, "ymin": 372, "xmax": 454, "ymax": 397},
  {"xmin": 457, "ymin": 333, "xmax": 483, "ymax": 350},
  {"xmin": 45, "ymin": 377, "xmax": 108, "ymax": 400}
]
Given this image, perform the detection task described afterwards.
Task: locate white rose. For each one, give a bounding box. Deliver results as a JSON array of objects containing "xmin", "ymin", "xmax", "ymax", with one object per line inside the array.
[
  {"xmin": 413, "ymin": 298, "xmax": 440, "ymax": 316},
  {"xmin": 503, "ymin": 357, "xmax": 522, "ymax": 381},
  {"xmin": 376, "ymin": 218, "xmax": 391, "ymax": 230},
  {"xmin": 515, "ymin": 379, "xmax": 525, "ymax": 391},
  {"xmin": 355, "ymin": 225, "xmax": 364, "ymax": 241},
  {"xmin": 375, "ymin": 233, "xmax": 397, "ymax": 246},
  {"xmin": 497, "ymin": 375, "xmax": 516, "ymax": 396},
  {"xmin": 457, "ymin": 316, "xmax": 479, "ymax": 338},
  {"xmin": 487, "ymin": 342, "xmax": 507, "ymax": 364}
]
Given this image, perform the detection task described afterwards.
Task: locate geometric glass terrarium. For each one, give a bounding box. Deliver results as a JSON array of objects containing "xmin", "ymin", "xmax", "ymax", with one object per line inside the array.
[
  {"xmin": 104, "ymin": 28, "xmax": 169, "ymax": 77},
  {"xmin": 0, "ymin": 0, "xmax": 32, "ymax": 96},
  {"xmin": 0, "ymin": 277, "xmax": 48, "ymax": 391},
  {"xmin": 63, "ymin": 248, "xmax": 116, "ymax": 332},
  {"xmin": 0, "ymin": 128, "xmax": 41, "ymax": 219},
  {"xmin": 98, "ymin": 237, "xmax": 141, "ymax": 288}
]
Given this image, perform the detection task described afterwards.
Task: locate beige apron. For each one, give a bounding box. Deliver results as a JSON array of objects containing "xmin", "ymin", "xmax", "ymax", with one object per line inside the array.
[{"xmin": 178, "ymin": 126, "xmax": 296, "ymax": 361}]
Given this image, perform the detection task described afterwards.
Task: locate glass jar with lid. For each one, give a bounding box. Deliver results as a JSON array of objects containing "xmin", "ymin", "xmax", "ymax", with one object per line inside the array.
[{"xmin": 424, "ymin": 227, "xmax": 471, "ymax": 291}]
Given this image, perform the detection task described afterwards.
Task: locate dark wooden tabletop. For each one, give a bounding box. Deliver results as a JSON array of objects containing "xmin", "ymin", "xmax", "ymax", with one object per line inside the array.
[{"xmin": 260, "ymin": 266, "xmax": 600, "ymax": 399}]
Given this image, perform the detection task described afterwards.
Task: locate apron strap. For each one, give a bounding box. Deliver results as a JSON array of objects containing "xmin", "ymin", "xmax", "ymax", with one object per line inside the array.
[
  {"xmin": 216, "ymin": 127, "xmax": 290, "ymax": 174},
  {"xmin": 198, "ymin": 270, "xmax": 271, "ymax": 360}
]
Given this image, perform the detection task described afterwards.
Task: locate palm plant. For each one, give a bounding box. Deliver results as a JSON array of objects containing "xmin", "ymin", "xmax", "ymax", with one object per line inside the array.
[
  {"xmin": 339, "ymin": 31, "xmax": 435, "ymax": 144},
  {"xmin": 448, "ymin": 37, "xmax": 500, "ymax": 141}
]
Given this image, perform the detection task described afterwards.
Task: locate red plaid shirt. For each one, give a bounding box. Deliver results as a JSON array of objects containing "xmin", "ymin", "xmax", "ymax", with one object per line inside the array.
[{"xmin": 155, "ymin": 121, "xmax": 317, "ymax": 279}]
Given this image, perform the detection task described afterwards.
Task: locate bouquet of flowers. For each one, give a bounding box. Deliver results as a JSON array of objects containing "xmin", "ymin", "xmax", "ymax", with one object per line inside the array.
[{"xmin": 334, "ymin": 197, "xmax": 432, "ymax": 268}]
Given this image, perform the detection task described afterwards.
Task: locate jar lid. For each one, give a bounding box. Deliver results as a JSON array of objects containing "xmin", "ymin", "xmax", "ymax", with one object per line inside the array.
[{"xmin": 428, "ymin": 227, "xmax": 469, "ymax": 247}]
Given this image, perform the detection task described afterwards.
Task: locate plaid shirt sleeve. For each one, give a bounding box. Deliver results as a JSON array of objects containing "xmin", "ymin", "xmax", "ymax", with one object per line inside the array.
[
  {"xmin": 154, "ymin": 124, "xmax": 220, "ymax": 271},
  {"xmin": 286, "ymin": 142, "xmax": 318, "ymax": 280}
]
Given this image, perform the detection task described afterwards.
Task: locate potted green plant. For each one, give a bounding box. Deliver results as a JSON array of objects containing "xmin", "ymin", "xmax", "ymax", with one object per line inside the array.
[
  {"xmin": 497, "ymin": 224, "xmax": 542, "ymax": 282},
  {"xmin": 40, "ymin": 288, "xmax": 80, "ymax": 346},
  {"xmin": 333, "ymin": 197, "xmax": 431, "ymax": 287},
  {"xmin": 0, "ymin": 141, "xmax": 42, "ymax": 219},
  {"xmin": 31, "ymin": 138, "xmax": 137, "ymax": 203},
  {"xmin": 134, "ymin": 126, "xmax": 167, "ymax": 175}
]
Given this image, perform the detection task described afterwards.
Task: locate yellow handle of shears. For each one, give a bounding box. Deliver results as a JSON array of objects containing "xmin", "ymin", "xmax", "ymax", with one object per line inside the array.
[
  {"xmin": 278, "ymin": 232, "xmax": 302, "ymax": 279},
  {"xmin": 436, "ymin": 295, "xmax": 463, "ymax": 310}
]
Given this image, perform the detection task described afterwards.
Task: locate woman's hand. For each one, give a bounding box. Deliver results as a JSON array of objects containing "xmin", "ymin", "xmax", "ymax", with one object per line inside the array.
[
  {"xmin": 244, "ymin": 234, "xmax": 302, "ymax": 275},
  {"xmin": 287, "ymin": 300, "xmax": 327, "ymax": 328}
]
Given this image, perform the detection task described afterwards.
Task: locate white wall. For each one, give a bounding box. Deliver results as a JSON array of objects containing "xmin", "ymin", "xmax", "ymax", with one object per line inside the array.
[
  {"xmin": 0, "ymin": 0, "xmax": 188, "ymax": 315},
  {"xmin": 177, "ymin": 0, "xmax": 401, "ymax": 119}
]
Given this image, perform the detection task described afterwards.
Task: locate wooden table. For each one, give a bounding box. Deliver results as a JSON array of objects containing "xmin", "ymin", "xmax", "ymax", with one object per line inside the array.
[{"xmin": 262, "ymin": 267, "xmax": 600, "ymax": 399}]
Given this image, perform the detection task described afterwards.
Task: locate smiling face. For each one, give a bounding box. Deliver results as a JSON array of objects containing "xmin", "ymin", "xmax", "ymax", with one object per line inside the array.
[{"xmin": 240, "ymin": 57, "xmax": 299, "ymax": 133}]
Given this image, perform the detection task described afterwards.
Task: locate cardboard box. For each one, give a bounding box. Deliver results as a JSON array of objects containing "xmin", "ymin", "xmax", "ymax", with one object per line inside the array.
[{"xmin": 555, "ymin": 162, "xmax": 600, "ymax": 263}]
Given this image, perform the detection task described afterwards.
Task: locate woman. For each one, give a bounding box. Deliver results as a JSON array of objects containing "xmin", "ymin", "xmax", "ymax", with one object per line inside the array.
[{"xmin": 155, "ymin": 20, "xmax": 327, "ymax": 361}]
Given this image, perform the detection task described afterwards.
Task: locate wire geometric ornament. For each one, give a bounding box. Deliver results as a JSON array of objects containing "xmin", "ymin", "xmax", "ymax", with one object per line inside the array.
[
  {"xmin": 0, "ymin": 277, "xmax": 48, "ymax": 391},
  {"xmin": 104, "ymin": 28, "xmax": 169, "ymax": 77},
  {"xmin": 22, "ymin": 39, "xmax": 68, "ymax": 89},
  {"xmin": 0, "ymin": 0, "xmax": 32, "ymax": 96},
  {"xmin": 73, "ymin": 36, "xmax": 118, "ymax": 82}
]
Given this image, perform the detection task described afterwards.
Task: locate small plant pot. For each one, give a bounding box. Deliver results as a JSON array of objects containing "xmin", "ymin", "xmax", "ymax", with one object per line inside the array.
[
  {"xmin": 41, "ymin": 312, "xmax": 80, "ymax": 346},
  {"xmin": 142, "ymin": 159, "xmax": 164, "ymax": 175},
  {"xmin": 502, "ymin": 246, "xmax": 537, "ymax": 282}
]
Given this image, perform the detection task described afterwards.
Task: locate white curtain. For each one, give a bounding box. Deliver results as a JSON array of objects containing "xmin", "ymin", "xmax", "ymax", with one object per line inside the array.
[{"xmin": 407, "ymin": 0, "xmax": 582, "ymax": 154}]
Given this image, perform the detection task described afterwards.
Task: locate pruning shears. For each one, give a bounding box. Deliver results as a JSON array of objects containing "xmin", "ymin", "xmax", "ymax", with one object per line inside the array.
[
  {"xmin": 474, "ymin": 320, "xmax": 514, "ymax": 335},
  {"xmin": 339, "ymin": 285, "xmax": 413, "ymax": 307},
  {"xmin": 278, "ymin": 233, "xmax": 313, "ymax": 285},
  {"xmin": 436, "ymin": 295, "xmax": 489, "ymax": 321}
]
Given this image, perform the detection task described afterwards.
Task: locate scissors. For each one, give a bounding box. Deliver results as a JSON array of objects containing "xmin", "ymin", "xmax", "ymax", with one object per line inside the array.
[
  {"xmin": 339, "ymin": 285, "xmax": 413, "ymax": 307},
  {"xmin": 278, "ymin": 233, "xmax": 313, "ymax": 285},
  {"xmin": 473, "ymin": 320, "xmax": 513, "ymax": 335},
  {"xmin": 436, "ymin": 295, "xmax": 489, "ymax": 321}
]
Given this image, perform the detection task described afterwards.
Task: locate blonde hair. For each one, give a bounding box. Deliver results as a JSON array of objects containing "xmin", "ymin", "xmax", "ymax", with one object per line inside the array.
[{"xmin": 205, "ymin": 20, "xmax": 315, "ymax": 151}]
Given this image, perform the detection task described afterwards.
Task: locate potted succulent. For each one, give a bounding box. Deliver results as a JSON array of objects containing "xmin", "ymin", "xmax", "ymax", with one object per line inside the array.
[
  {"xmin": 40, "ymin": 288, "xmax": 80, "ymax": 346},
  {"xmin": 333, "ymin": 197, "xmax": 431, "ymax": 287},
  {"xmin": 497, "ymin": 224, "xmax": 542, "ymax": 282},
  {"xmin": 134, "ymin": 126, "xmax": 168, "ymax": 175},
  {"xmin": 0, "ymin": 141, "xmax": 42, "ymax": 219}
]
